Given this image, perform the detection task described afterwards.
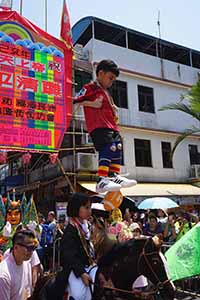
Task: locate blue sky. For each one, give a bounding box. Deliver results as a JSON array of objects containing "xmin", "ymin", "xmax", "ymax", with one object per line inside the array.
[{"xmin": 11, "ymin": 0, "xmax": 200, "ymax": 51}]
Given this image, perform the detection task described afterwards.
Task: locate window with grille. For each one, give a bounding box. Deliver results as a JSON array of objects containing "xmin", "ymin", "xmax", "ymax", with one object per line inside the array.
[
  {"xmin": 138, "ymin": 85, "xmax": 155, "ymax": 113},
  {"xmin": 189, "ymin": 144, "xmax": 200, "ymax": 165},
  {"xmin": 75, "ymin": 70, "xmax": 92, "ymax": 93},
  {"xmin": 134, "ymin": 138, "xmax": 152, "ymax": 167},
  {"xmin": 161, "ymin": 142, "xmax": 173, "ymax": 168},
  {"xmin": 110, "ymin": 80, "xmax": 128, "ymax": 109}
]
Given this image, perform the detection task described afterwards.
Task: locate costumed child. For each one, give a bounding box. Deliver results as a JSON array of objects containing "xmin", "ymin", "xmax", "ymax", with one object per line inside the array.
[
  {"xmin": 59, "ymin": 193, "xmax": 97, "ymax": 300},
  {"xmin": 73, "ymin": 59, "xmax": 137, "ymax": 193}
]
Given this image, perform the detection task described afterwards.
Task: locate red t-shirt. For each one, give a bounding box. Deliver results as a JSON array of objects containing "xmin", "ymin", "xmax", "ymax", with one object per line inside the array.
[{"xmin": 73, "ymin": 81, "xmax": 119, "ymax": 133}]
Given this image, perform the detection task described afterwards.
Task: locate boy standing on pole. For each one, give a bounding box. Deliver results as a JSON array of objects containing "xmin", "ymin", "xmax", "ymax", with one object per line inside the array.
[{"xmin": 74, "ymin": 59, "xmax": 137, "ymax": 193}]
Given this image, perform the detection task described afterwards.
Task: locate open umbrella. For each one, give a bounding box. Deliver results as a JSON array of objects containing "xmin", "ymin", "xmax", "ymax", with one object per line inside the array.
[
  {"xmin": 137, "ymin": 197, "xmax": 179, "ymax": 210},
  {"xmin": 119, "ymin": 196, "xmax": 138, "ymax": 213}
]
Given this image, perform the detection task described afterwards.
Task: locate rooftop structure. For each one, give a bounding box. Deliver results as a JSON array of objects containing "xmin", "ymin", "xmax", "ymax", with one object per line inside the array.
[{"xmin": 72, "ymin": 16, "xmax": 200, "ymax": 69}]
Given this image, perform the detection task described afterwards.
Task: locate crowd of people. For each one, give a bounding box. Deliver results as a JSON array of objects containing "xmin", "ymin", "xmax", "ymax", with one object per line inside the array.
[
  {"xmin": 0, "ymin": 192, "xmax": 198, "ymax": 300},
  {"xmin": 108, "ymin": 207, "xmax": 199, "ymax": 244}
]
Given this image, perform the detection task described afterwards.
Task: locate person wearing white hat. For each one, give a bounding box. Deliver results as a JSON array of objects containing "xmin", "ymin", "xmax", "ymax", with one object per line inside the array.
[{"xmin": 129, "ymin": 222, "xmax": 142, "ymax": 238}]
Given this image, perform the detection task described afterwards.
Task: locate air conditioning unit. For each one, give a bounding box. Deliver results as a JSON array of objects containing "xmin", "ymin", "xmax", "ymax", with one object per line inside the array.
[
  {"xmin": 76, "ymin": 153, "xmax": 98, "ymax": 172},
  {"xmin": 190, "ymin": 164, "xmax": 200, "ymax": 178},
  {"xmin": 81, "ymin": 133, "xmax": 93, "ymax": 146}
]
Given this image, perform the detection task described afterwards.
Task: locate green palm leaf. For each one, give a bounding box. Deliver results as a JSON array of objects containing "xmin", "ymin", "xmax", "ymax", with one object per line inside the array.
[
  {"xmin": 159, "ymin": 103, "xmax": 200, "ymax": 121},
  {"xmin": 159, "ymin": 79, "xmax": 200, "ymax": 157},
  {"xmin": 171, "ymin": 127, "xmax": 200, "ymax": 157}
]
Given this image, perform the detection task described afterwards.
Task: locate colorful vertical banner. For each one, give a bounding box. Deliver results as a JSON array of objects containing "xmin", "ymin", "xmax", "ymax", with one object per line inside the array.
[{"xmin": 0, "ymin": 10, "xmax": 72, "ymax": 152}]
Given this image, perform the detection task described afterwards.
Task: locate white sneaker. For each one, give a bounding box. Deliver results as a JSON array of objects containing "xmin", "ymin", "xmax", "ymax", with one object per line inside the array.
[
  {"xmin": 96, "ymin": 177, "xmax": 121, "ymax": 193},
  {"xmin": 111, "ymin": 174, "xmax": 137, "ymax": 188}
]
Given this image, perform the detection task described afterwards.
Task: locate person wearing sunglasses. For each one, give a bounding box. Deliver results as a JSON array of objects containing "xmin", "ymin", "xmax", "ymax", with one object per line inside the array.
[{"xmin": 0, "ymin": 229, "xmax": 38, "ymax": 300}]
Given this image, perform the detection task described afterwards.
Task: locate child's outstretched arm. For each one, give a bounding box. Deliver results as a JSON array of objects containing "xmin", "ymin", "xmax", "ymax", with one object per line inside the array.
[{"xmin": 73, "ymin": 95, "xmax": 103, "ymax": 108}]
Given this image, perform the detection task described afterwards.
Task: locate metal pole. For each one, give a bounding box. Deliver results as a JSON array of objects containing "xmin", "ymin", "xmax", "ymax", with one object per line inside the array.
[
  {"xmin": 72, "ymin": 119, "xmax": 77, "ymax": 188},
  {"xmin": 44, "ymin": 0, "xmax": 47, "ymax": 32},
  {"xmin": 189, "ymin": 49, "xmax": 193, "ymax": 67},
  {"xmin": 157, "ymin": 10, "xmax": 164, "ymax": 79},
  {"xmin": 57, "ymin": 158, "xmax": 75, "ymax": 193},
  {"xmin": 125, "ymin": 29, "xmax": 128, "ymax": 49},
  {"xmin": 19, "ymin": 0, "xmax": 23, "ymax": 15}
]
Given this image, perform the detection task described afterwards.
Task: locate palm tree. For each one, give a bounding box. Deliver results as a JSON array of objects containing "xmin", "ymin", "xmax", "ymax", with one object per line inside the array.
[{"xmin": 159, "ymin": 80, "xmax": 200, "ymax": 157}]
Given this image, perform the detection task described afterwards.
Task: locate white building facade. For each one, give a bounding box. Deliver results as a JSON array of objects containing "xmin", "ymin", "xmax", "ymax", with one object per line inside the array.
[{"xmin": 72, "ymin": 17, "xmax": 200, "ymax": 187}]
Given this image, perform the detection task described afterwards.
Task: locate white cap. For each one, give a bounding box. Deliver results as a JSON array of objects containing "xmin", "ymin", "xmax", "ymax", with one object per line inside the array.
[{"xmin": 129, "ymin": 222, "xmax": 142, "ymax": 232}]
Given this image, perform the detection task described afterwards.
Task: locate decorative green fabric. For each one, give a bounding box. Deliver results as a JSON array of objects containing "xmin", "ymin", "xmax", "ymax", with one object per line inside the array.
[{"xmin": 165, "ymin": 223, "xmax": 200, "ymax": 281}]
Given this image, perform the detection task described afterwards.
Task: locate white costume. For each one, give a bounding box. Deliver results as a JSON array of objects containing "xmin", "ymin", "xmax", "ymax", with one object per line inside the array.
[{"xmin": 68, "ymin": 265, "xmax": 97, "ymax": 300}]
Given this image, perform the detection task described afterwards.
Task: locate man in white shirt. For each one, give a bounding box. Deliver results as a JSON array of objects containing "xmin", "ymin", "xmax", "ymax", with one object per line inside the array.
[
  {"xmin": 4, "ymin": 248, "xmax": 41, "ymax": 291},
  {"xmin": 0, "ymin": 229, "xmax": 38, "ymax": 300}
]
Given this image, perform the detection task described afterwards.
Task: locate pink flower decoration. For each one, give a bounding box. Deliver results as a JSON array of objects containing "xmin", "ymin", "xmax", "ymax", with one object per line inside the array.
[
  {"xmin": 115, "ymin": 223, "xmax": 124, "ymax": 233},
  {"xmin": 49, "ymin": 153, "xmax": 58, "ymax": 164},
  {"xmin": 22, "ymin": 153, "xmax": 31, "ymax": 165},
  {"xmin": 0, "ymin": 152, "xmax": 7, "ymax": 164},
  {"xmin": 108, "ymin": 226, "xmax": 117, "ymax": 235},
  {"xmin": 118, "ymin": 228, "xmax": 133, "ymax": 242},
  {"xmin": 124, "ymin": 221, "xmax": 129, "ymax": 226}
]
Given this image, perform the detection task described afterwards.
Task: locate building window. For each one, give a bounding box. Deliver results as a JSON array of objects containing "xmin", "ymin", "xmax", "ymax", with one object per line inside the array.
[
  {"xmin": 110, "ymin": 80, "xmax": 128, "ymax": 109},
  {"xmin": 189, "ymin": 144, "xmax": 200, "ymax": 165},
  {"xmin": 134, "ymin": 138, "xmax": 152, "ymax": 167},
  {"xmin": 138, "ymin": 85, "xmax": 155, "ymax": 113},
  {"xmin": 161, "ymin": 142, "xmax": 173, "ymax": 168},
  {"xmin": 74, "ymin": 70, "xmax": 92, "ymax": 93}
]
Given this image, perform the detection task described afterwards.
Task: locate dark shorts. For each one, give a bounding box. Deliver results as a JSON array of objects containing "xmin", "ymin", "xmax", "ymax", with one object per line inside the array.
[{"xmin": 90, "ymin": 128, "xmax": 122, "ymax": 151}]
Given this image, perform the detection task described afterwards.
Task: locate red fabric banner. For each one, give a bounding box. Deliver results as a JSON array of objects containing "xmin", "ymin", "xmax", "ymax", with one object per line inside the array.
[{"xmin": 60, "ymin": 0, "xmax": 73, "ymax": 50}]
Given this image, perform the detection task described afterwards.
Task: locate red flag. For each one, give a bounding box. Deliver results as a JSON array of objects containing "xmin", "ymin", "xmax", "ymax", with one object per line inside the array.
[{"xmin": 60, "ymin": 0, "xmax": 73, "ymax": 50}]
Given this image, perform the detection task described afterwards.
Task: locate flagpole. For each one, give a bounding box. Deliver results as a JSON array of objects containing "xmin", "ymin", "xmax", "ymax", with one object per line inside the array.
[
  {"xmin": 45, "ymin": 0, "xmax": 47, "ymax": 32},
  {"xmin": 19, "ymin": 0, "xmax": 23, "ymax": 15},
  {"xmin": 61, "ymin": 0, "xmax": 64, "ymax": 31}
]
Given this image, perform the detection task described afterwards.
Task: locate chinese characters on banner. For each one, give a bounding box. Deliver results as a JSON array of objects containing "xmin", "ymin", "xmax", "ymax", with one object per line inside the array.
[{"xmin": 0, "ymin": 11, "xmax": 72, "ymax": 152}]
